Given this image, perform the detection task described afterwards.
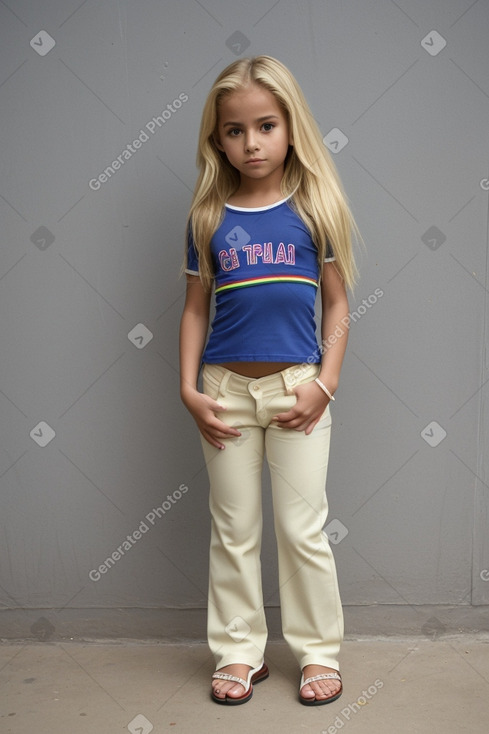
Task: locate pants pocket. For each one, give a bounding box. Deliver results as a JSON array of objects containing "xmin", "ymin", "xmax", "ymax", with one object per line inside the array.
[{"xmin": 202, "ymin": 364, "xmax": 224, "ymax": 401}]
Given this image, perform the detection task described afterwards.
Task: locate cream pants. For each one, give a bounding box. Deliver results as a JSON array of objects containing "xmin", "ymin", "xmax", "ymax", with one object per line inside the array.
[{"xmin": 200, "ymin": 362, "xmax": 344, "ymax": 672}]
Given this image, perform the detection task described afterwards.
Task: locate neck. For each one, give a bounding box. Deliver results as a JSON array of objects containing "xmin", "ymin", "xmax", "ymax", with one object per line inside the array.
[{"xmin": 232, "ymin": 168, "xmax": 285, "ymax": 205}]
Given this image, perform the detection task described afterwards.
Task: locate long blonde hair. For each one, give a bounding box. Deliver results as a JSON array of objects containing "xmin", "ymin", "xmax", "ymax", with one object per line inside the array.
[{"xmin": 184, "ymin": 55, "xmax": 361, "ymax": 291}]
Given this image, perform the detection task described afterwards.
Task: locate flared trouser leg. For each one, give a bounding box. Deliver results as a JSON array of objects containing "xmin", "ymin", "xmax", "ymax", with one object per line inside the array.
[
  {"xmin": 200, "ymin": 363, "xmax": 343, "ymax": 671},
  {"xmin": 266, "ymin": 410, "xmax": 343, "ymax": 670},
  {"xmin": 201, "ymin": 417, "xmax": 268, "ymax": 669}
]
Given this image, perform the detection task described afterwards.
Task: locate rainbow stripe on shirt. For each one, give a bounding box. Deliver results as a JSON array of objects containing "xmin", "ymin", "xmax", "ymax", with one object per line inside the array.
[{"xmin": 214, "ymin": 274, "xmax": 318, "ymax": 294}]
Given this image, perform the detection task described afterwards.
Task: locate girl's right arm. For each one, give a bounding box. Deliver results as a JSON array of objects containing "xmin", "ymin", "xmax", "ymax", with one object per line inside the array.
[{"xmin": 179, "ymin": 275, "xmax": 241, "ymax": 449}]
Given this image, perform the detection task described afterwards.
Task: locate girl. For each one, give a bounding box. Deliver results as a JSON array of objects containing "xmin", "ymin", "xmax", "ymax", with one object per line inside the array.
[{"xmin": 179, "ymin": 55, "xmax": 360, "ymax": 706}]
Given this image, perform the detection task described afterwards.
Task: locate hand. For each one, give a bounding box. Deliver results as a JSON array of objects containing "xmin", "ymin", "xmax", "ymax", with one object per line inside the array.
[
  {"xmin": 182, "ymin": 388, "xmax": 241, "ymax": 449},
  {"xmin": 272, "ymin": 381, "xmax": 329, "ymax": 435}
]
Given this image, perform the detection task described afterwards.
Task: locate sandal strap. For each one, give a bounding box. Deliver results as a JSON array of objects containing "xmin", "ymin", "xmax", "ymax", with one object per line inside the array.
[
  {"xmin": 302, "ymin": 672, "xmax": 342, "ymax": 686},
  {"xmin": 212, "ymin": 661, "xmax": 266, "ymax": 694},
  {"xmin": 212, "ymin": 672, "xmax": 247, "ymax": 689}
]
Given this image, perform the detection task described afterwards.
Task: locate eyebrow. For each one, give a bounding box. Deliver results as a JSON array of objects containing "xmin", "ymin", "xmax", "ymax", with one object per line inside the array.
[{"xmin": 222, "ymin": 115, "xmax": 280, "ymax": 128}]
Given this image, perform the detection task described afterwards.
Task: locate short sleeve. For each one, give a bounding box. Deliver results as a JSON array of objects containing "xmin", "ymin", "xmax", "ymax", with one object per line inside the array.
[
  {"xmin": 185, "ymin": 224, "xmax": 200, "ymax": 275},
  {"xmin": 324, "ymin": 236, "xmax": 335, "ymax": 263}
]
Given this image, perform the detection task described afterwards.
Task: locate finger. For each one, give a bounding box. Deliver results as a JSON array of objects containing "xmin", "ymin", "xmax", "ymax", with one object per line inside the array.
[
  {"xmin": 202, "ymin": 430, "xmax": 226, "ymax": 450},
  {"xmin": 211, "ymin": 419, "xmax": 242, "ymax": 437},
  {"xmin": 203, "ymin": 423, "xmax": 243, "ymax": 449},
  {"xmin": 275, "ymin": 412, "xmax": 318, "ymax": 432},
  {"xmin": 273, "ymin": 419, "xmax": 301, "ymax": 430},
  {"xmin": 272, "ymin": 409, "xmax": 297, "ymax": 423},
  {"xmin": 203, "ymin": 423, "xmax": 241, "ymax": 445},
  {"xmin": 276, "ymin": 417, "xmax": 308, "ymax": 431},
  {"xmin": 207, "ymin": 398, "xmax": 227, "ymax": 412},
  {"xmin": 304, "ymin": 417, "xmax": 320, "ymax": 435},
  {"xmin": 202, "ymin": 418, "xmax": 242, "ymax": 444},
  {"xmin": 273, "ymin": 407, "xmax": 308, "ymax": 424}
]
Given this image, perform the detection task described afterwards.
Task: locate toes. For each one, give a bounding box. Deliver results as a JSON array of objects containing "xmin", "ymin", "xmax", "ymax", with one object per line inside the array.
[
  {"xmin": 212, "ymin": 665, "xmax": 252, "ymax": 700},
  {"xmin": 311, "ymin": 683, "xmax": 328, "ymax": 698},
  {"xmin": 212, "ymin": 681, "xmax": 230, "ymax": 698},
  {"xmin": 301, "ymin": 684, "xmax": 316, "ymax": 698},
  {"xmin": 305, "ymin": 679, "xmax": 341, "ymax": 700},
  {"xmin": 212, "ymin": 684, "xmax": 226, "ymax": 699},
  {"xmin": 226, "ymin": 684, "xmax": 245, "ymax": 698},
  {"xmin": 213, "ymin": 682, "xmax": 245, "ymax": 699},
  {"xmin": 321, "ymin": 683, "xmax": 340, "ymax": 697},
  {"xmin": 302, "ymin": 666, "xmax": 341, "ymax": 701}
]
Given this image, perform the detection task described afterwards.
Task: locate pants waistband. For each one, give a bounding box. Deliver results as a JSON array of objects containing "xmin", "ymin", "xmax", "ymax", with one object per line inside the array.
[{"xmin": 203, "ymin": 362, "xmax": 321, "ymax": 395}]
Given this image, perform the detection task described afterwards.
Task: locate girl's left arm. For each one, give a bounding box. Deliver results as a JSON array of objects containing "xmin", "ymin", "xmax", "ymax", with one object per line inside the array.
[
  {"xmin": 272, "ymin": 262, "xmax": 350, "ymax": 434},
  {"xmin": 317, "ymin": 260, "xmax": 350, "ymax": 398}
]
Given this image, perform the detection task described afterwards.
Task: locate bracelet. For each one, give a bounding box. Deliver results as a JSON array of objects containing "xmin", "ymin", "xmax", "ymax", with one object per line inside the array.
[{"xmin": 315, "ymin": 377, "xmax": 335, "ymax": 401}]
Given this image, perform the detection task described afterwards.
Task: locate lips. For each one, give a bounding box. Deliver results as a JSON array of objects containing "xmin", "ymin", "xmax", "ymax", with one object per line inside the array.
[{"xmin": 245, "ymin": 158, "xmax": 265, "ymax": 164}]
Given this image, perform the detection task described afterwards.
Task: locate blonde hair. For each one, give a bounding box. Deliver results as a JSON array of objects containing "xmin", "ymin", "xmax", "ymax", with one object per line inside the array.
[{"xmin": 184, "ymin": 55, "xmax": 361, "ymax": 291}]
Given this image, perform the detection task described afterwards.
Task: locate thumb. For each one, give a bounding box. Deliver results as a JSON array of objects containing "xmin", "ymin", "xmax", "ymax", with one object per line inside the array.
[{"xmin": 207, "ymin": 396, "xmax": 226, "ymax": 412}]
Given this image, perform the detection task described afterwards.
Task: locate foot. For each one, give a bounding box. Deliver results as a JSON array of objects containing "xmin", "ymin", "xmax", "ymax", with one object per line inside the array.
[
  {"xmin": 211, "ymin": 663, "xmax": 253, "ymax": 700},
  {"xmin": 300, "ymin": 664, "xmax": 342, "ymax": 702}
]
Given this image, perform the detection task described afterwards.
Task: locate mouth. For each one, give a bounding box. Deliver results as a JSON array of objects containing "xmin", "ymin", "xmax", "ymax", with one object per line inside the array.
[{"xmin": 245, "ymin": 158, "xmax": 265, "ymax": 164}]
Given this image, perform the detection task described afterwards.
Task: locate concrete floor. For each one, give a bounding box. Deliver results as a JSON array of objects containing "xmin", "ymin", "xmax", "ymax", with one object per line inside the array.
[{"xmin": 1, "ymin": 636, "xmax": 488, "ymax": 734}]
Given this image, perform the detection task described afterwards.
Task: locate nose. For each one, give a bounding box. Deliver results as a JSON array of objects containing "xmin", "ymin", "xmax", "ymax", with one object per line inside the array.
[{"xmin": 244, "ymin": 131, "xmax": 259, "ymax": 152}]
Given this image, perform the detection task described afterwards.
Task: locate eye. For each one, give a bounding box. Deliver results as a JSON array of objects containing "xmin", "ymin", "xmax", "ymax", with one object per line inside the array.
[
  {"xmin": 262, "ymin": 122, "xmax": 275, "ymax": 132},
  {"xmin": 228, "ymin": 128, "xmax": 242, "ymax": 136}
]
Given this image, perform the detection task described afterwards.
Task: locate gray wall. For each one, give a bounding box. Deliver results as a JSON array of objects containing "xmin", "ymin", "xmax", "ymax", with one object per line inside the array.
[{"xmin": 1, "ymin": 0, "xmax": 488, "ymax": 640}]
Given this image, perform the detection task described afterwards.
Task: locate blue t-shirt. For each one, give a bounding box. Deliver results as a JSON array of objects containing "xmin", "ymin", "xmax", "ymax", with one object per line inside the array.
[{"xmin": 185, "ymin": 195, "xmax": 335, "ymax": 364}]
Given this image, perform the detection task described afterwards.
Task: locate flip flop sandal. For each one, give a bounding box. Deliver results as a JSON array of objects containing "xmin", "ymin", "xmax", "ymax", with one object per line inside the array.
[
  {"xmin": 211, "ymin": 661, "xmax": 269, "ymax": 705},
  {"xmin": 299, "ymin": 671, "xmax": 343, "ymax": 706}
]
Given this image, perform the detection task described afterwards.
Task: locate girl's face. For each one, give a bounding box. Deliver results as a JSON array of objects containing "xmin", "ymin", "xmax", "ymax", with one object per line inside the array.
[{"xmin": 214, "ymin": 83, "xmax": 292, "ymax": 188}]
